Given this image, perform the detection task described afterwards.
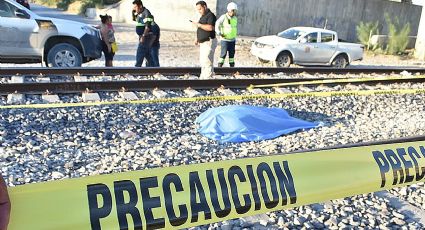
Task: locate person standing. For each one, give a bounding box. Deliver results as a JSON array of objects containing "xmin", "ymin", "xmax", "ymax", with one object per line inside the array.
[
  {"xmin": 99, "ymin": 14, "xmax": 115, "ymax": 67},
  {"xmin": 192, "ymin": 1, "xmax": 217, "ymax": 79},
  {"xmin": 0, "ymin": 176, "xmax": 10, "ymax": 230},
  {"xmin": 215, "ymin": 2, "xmax": 238, "ymax": 67},
  {"xmin": 132, "ymin": 0, "xmax": 153, "ymax": 67},
  {"xmin": 146, "ymin": 16, "xmax": 160, "ymax": 67}
]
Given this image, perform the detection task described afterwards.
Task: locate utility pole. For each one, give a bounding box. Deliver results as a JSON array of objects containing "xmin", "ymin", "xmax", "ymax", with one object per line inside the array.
[{"xmin": 415, "ymin": 4, "xmax": 425, "ymax": 60}]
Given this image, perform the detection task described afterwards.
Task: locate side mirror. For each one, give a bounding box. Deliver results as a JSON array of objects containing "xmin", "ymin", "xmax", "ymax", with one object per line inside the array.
[
  {"xmin": 299, "ymin": 38, "xmax": 307, "ymax": 44},
  {"xmin": 15, "ymin": 9, "xmax": 30, "ymax": 19}
]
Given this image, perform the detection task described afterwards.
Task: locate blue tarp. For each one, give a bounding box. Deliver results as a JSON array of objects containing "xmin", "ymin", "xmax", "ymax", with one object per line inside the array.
[{"xmin": 196, "ymin": 105, "xmax": 319, "ymax": 143}]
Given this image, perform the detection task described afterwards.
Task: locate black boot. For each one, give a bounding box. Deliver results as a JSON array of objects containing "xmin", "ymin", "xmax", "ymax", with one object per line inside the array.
[
  {"xmin": 230, "ymin": 63, "xmax": 235, "ymax": 67},
  {"xmin": 218, "ymin": 63, "xmax": 223, "ymax": 67}
]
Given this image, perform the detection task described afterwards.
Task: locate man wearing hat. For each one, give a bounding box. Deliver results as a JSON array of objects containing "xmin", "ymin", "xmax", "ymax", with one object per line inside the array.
[
  {"xmin": 132, "ymin": 0, "xmax": 154, "ymax": 67},
  {"xmin": 215, "ymin": 2, "xmax": 238, "ymax": 67}
]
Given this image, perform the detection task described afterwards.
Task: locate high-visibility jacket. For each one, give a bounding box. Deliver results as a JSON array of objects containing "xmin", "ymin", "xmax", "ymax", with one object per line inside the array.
[
  {"xmin": 216, "ymin": 14, "xmax": 238, "ymax": 41},
  {"xmin": 133, "ymin": 8, "xmax": 153, "ymax": 36}
]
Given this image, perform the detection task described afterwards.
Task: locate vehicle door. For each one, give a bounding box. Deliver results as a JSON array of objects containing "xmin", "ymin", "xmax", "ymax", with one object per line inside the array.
[
  {"xmin": 315, "ymin": 32, "xmax": 338, "ymax": 62},
  {"xmin": 0, "ymin": 0, "xmax": 39, "ymax": 56},
  {"xmin": 292, "ymin": 32, "xmax": 319, "ymax": 63}
]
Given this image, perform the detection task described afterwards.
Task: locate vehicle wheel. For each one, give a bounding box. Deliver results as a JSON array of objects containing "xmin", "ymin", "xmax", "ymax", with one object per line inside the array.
[
  {"xmin": 257, "ymin": 57, "xmax": 270, "ymax": 63},
  {"xmin": 275, "ymin": 52, "xmax": 292, "ymax": 67},
  {"xmin": 331, "ymin": 55, "xmax": 348, "ymax": 68},
  {"xmin": 47, "ymin": 43, "xmax": 82, "ymax": 67}
]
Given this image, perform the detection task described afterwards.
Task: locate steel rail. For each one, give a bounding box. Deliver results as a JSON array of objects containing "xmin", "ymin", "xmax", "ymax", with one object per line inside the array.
[
  {"xmin": 1, "ymin": 67, "xmax": 425, "ymax": 76},
  {"xmin": 1, "ymin": 76, "xmax": 425, "ymax": 95}
]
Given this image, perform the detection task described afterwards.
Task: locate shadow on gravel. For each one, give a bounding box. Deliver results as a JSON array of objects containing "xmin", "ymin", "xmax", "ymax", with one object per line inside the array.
[{"xmin": 285, "ymin": 109, "xmax": 332, "ymax": 124}]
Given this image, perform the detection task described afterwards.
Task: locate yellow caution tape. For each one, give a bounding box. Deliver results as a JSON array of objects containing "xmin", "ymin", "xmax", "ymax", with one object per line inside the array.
[
  {"xmin": 8, "ymin": 140, "xmax": 425, "ymax": 229},
  {"xmin": 1, "ymin": 88, "xmax": 425, "ymax": 110}
]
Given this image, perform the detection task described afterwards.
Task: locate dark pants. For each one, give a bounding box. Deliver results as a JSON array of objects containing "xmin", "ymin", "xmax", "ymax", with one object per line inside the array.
[
  {"xmin": 219, "ymin": 40, "xmax": 236, "ymax": 66},
  {"xmin": 102, "ymin": 41, "xmax": 114, "ymax": 61},
  {"xmin": 147, "ymin": 45, "xmax": 160, "ymax": 67},
  {"xmin": 135, "ymin": 36, "xmax": 152, "ymax": 67}
]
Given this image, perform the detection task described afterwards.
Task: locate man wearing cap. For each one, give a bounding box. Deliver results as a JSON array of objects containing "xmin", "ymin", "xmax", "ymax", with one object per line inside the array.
[
  {"xmin": 191, "ymin": 1, "xmax": 217, "ymax": 79},
  {"xmin": 215, "ymin": 2, "xmax": 238, "ymax": 67},
  {"xmin": 132, "ymin": 0, "xmax": 154, "ymax": 67}
]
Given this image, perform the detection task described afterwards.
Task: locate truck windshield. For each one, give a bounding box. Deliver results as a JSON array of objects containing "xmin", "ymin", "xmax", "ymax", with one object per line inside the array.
[{"xmin": 277, "ymin": 29, "xmax": 305, "ymax": 40}]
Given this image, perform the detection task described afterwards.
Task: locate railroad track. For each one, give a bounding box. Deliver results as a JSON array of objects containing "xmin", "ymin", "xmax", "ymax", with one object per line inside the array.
[
  {"xmin": 1, "ymin": 67, "xmax": 425, "ymax": 95},
  {"xmin": 1, "ymin": 67, "xmax": 425, "ymax": 76}
]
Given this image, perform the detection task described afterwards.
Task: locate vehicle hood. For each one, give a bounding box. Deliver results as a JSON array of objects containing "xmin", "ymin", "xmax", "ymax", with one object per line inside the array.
[{"xmin": 255, "ymin": 35, "xmax": 296, "ymax": 46}]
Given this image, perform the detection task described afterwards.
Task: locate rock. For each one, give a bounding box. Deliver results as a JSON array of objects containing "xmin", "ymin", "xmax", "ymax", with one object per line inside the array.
[
  {"xmin": 277, "ymin": 216, "xmax": 285, "ymax": 227},
  {"xmin": 119, "ymin": 131, "xmax": 136, "ymax": 139},
  {"xmin": 294, "ymin": 216, "xmax": 306, "ymax": 226},
  {"xmin": 51, "ymin": 171, "xmax": 64, "ymax": 179}
]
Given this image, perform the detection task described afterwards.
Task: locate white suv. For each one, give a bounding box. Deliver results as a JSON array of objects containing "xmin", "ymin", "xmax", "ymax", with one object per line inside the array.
[{"xmin": 0, "ymin": 0, "xmax": 102, "ymax": 67}]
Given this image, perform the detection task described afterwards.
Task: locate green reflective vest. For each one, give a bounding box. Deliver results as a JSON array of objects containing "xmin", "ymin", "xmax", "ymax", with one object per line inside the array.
[{"xmin": 220, "ymin": 15, "xmax": 238, "ymax": 40}]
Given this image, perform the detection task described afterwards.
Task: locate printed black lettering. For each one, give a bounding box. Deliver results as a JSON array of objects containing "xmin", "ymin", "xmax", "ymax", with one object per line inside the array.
[
  {"xmin": 373, "ymin": 151, "xmax": 390, "ymax": 188},
  {"xmin": 396, "ymin": 148, "xmax": 414, "ymax": 183},
  {"xmin": 189, "ymin": 172, "xmax": 212, "ymax": 223},
  {"xmin": 206, "ymin": 169, "xmax": 231, "ymax": 218},
  {"xmin": 257, "ymin": 163, "xmax": 279, "ymax": 209},
  {"xmin": 228, "ymin": 166, "xmax": 251, "ymax": 214},
  {"xmin": 87, "ymin": 183, "xmax": 113, "ymax": 230},
  {"xmin": 163, "ymin": 174, "xmax": 188, "ymax": 227},
  {"xmin": 384, "ymin": 149, "xmax": 404, "ymax": 185},
  {"xmin": 273, "ymin": 161, "xmax": 297, "ymax": 205},
  {"xmin": 114, "ymin": 180, "xmax": 142, "ymax": 230},
  {"xmin": 419, "ymin": 146, "xmax": 425, "ymax": 158},
  {"xmin": 409, "ymin": 147, "xmax": 425, "ymax": 181},
  {"xmin": 140, "ymin": 177, "xmax": 165, "ymax": 229},
  {"xmin": 246, "ymin": 165, "xmax": 261, "ymax": 210}
]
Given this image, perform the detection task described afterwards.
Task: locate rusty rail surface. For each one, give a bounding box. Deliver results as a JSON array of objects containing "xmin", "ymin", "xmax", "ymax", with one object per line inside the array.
[
  {"xmin": 1, "ymin": 77, "xmax": 425, "ymax": 95},
  {"xmin": 1, "ymin": 67, "xmax": 425, "ymax": 76}
]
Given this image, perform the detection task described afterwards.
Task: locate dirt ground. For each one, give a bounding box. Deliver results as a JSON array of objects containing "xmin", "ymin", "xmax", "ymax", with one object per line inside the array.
[{"xmin": 97, "ymin": 23, "xmax": 425, "ymax": 68}]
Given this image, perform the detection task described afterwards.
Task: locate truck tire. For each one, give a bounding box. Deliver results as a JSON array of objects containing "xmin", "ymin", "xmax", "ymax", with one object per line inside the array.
[
  {"xmin": 275, "ymin": 52, "xmax": 292, "ymax": 67},
  {"xmin": 331, "ymin": 54, "xmax": 348, "ymax": 68},
  {"xmin": 47, "ymin": 43, "xmax": 82, "ymax": 67}
]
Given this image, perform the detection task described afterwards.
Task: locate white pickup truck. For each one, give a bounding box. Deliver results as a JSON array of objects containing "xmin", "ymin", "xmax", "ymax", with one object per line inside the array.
[
  {"xmin": 251, "ymin": 27, "xmax": 364, "ymax": 68},
  {"xmin": 0, "ymin": 0, "xmax": 102, "ymax": 67}
]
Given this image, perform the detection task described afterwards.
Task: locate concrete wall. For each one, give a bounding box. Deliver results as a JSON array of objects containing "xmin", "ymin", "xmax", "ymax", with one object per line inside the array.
[
  {"xmin": 415, "ymin": 4, "xmax": 425, "ymax": 60},
  {"xmin": 216, "ymin": 0, "xmax": 421, "ymax": 41},
  {"xmin": 99, "ymin": 0, "xmax": 421, "ymax": 42}
]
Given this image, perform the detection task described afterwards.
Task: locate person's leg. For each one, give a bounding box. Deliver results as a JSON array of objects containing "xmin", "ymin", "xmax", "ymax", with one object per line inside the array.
[
  {"xmin": 102, "ymin": 42, "xmax": 109, "ymax": 67},
  {"xmin": 135, "ymin": 42, "xmax": 147, "ymax": 67},
  {"xmin": 151, "ymin": 46, "xmax": 160, "ymax": 67},
  {"xmin": 108, "ymin": 53, "xmax": 114, "ymax": 67},
  {"xmin": 218, "ymin": 40, "xmax": 228, "ymax": 67},
  {"xmin": 228, "ymin": 40, "xmax": 236, "ymax": 67},
  {"xmin": 210, "ymin": 38, "xmax": 217, "ymax": 70},
  {"xmin": 144, "ymin": 47, "xmax": 153, "ymax": 67},
  {"xmin": 200, "ymin": 40, "xmax": 213, "ymax": 79},
  {"xmin": 146, "ymin": 49, "xmax": 153, "ymax": 67}
]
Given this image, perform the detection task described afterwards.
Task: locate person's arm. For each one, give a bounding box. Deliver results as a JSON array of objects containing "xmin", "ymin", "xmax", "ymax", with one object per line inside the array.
[
  {"xmin": 142, "ymin": 10, "xmax": 153, "ymax": 37},
  {"xmin": 196, "ymin": 23, "xmax": 214, "ymax": 32},
  {"xmin": 192, "ymin": 13, "xmax": 215, "ymax": 32},
  {"xmin": 132, "ymin": 10, "xmax": 136, "ymax": 21},
  {"xmin": 0, "ymin": 176, "xmax": 10, "ymax": 230},
  {"xmin": 215, "ymin": 15, "xmax": 225, "ymax": 35}
]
